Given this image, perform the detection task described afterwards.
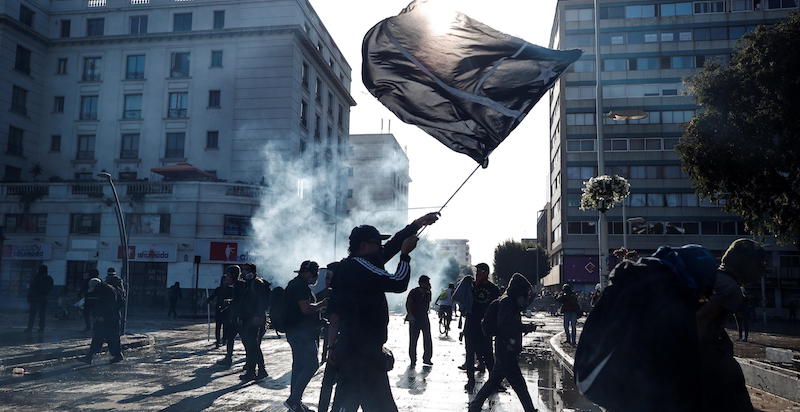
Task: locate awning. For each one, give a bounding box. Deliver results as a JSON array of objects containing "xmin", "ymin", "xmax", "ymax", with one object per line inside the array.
[{"xmin": 151, "ymin": 163, "xmax": 216, "ymax": 181}]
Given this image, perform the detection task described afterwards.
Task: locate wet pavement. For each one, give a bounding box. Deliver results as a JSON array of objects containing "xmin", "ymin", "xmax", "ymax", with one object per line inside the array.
[{"xmin": 0, "ymin": 311, "xmax": 598, "ymax": 411}]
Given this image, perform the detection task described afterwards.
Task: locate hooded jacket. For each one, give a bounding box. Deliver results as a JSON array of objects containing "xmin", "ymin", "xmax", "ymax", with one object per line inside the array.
[
  {"xmin": 496, "ymin": 274, "xmax": 532, "ymax": 355},
  {"xmin": 453, "ymin": 276, "xmax": 474, "ymax": 314}
]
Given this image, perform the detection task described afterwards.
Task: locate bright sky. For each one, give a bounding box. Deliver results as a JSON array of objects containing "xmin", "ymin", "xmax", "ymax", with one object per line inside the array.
[{"xmin": 310, "ymin": 0, "xmax": 558, "ymax": 266}]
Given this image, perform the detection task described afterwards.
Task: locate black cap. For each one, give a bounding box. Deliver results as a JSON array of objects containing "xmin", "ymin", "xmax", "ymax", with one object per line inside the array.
[
  {"xmin": 295, "ymin": 260, "xmax": 319, "ymax": 274},
  {"xmin": 349, "ymin": 225, "xmax": 391, "ymax": 244},
  {"xmin": 107, "ymin": 267, "xmax": 116, "ymax": 275},
  {"xmin": 475, "ymin": 263, "xmax": 490, "ymax": 273},
  {"xmin": 419, "ymin": 275, "xmax": 431, "ymax": 284}
]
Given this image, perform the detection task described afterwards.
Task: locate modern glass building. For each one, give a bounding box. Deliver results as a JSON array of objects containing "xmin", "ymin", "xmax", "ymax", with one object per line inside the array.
[{"xmin": 543, "ymin": 0, "xmax": 798, "ymax": 315}]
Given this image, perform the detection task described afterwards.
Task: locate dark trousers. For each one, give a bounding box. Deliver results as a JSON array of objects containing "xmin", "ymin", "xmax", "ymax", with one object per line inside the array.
[
  {"xmin": 167, "ymin": 300, "xmax": 178, "ymax": 318},
  {"xmin": 287, "ymin": 328, "xmax": 319, "ymax": 404},
  {"xmin": 224, "ymin": 322, "xmax": 238, "ymax": 358},
  {"xmin": 333, "ymin": 346, "xmax": 397, "ymax": 412},
  {"xmin": 465, "ymin": 320, "xmax": 494, "ymax": 382},
  {"xmin": 735, "ymin": 313, "xmax": 750, "ymax": 341},
  {"xmin": 408, "ymin": 318, "xmax": 432, "ymax": 363},
  {"xmin": 27, "ymin": 300, "xmax": 47, "ymax": 331},
  {"xmin": 318, "ymin": 361, "xmax": 339, "ymax": 412},
  {"xmin": 89, "ymin": 320, "xmax": 122, "ymax": 358},
  {"xmin": 471, "ymin": 350, "xmax": 535, "ymax": 412},
  {"xmin": 214, "ymin": 309, "xmax": 224, "ymax": 344},
  {"xmin": 563, "ymin": 311, "xmax": 578, "ymax": 343},
  {"xmin": 83, "ymin": 306, "xmax": 92, "ymax": 330},
  {"xmin": 241, "ymin": 319, "xmax": 266, "ymax": 373},
  {"xmin": 699, "ymin": 337, "xmax": 753, "ymax": 412}
]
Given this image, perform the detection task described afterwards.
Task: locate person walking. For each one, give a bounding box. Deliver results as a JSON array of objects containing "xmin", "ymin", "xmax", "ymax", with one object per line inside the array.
[
  {"xmin": 218, "ymin": 266, "xmax": 241, "ymax": 367},
  {"xmin": 469, "ymin": 273, "xmax": 537, "ymax": 412},
  {"xmin": 234, "ymin": 263, "xmax": 271, "ymax": 381},
  {"xmin": 406, "ymin": 275, "xmax": 433, "ymax": 366},
  {"xmin": 207, "ymin": 274, "xmax": 235, "ymax": 348},
  {"xmin": 167, "ymin": 282, "xmax": 182, "ymax": 318},
  {"xmin": 318, "ymin": 262, "xmax": 341, "ymax": 412},
  {"xmin": 284, "ymin": 260, "xmax": 327, "ymax": 412},
  {"xmin": 734, "ymin": 286, "xmax": 752, "ymax": 342},
  {"xmin": 326, "ymin": 212, "xmax": 439, "ymax": 412},
  {"xmin": 453, "ymin": 275, "xmax": 474, "ymax": 349},
  {"xmin": 557, "ymin": 284, "xmax": 579, "ymax": 345},
  {"xmin": 84, "ymin": 278, "xmax": 123, "ymax": 364},
  {"xmin": 26, "ymin": 265, "xmax": 54, "ymax": 333},
  {"xmin": 789, "ymin": 299, "xmax": 798, "ymax": 321},
  {"xmin": 78, "ymin": 269, "xmax": 98, "ymax": 331},
  {"xmin": 435, "ymin": 282, "xmax": 456, "ymax": 332},
  {"xmin": 464, "ymin": 263, "xmax": 500, "ymax": 391},
  {"xmin": 105, "ymin": 268, "xmax": 126, "ymax": 335}
]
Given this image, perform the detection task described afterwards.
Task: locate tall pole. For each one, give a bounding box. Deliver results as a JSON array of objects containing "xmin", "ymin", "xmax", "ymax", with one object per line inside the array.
[
  {"xmin": 593, "ymin": 0, "xmax": 609, "ymax": 288},
  {"xmin": 622, "ymin": 199, "xmax": 628, "ymax": 249},
  {"xmin": 99, "ymin": 173, "xmax": 129, "ymax": 333}
]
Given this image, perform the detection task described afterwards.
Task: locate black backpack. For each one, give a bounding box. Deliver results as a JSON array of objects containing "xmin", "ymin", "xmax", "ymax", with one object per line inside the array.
[
  {"xmin": 573, "ymin": 258, "xmax": 701, "ymax": 412},
  {"xmin": 481, "ymin": 299, "xmax": 500, "ymax": 337},
  {"xmin": 268, "ymin": 286, "xmax": 288, "ymax": 333}
]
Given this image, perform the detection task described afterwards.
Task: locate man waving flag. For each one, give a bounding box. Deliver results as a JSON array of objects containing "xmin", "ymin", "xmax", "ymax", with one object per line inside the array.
[{"xmin": 363, "ymin": 0, "xmax": 582, "ymax": 166}]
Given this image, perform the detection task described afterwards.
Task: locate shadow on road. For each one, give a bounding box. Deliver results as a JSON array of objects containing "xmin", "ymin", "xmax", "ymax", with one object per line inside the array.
[
  {"xmin": 119, "ymin": 363, "xmax": 238, "ymax": 405},
  {"xmin": 395, "ymin": 365, "xmax": 432, "ymax": 395}
]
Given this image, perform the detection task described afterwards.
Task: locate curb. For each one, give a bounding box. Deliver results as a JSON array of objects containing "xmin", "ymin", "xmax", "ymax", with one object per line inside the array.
[
  {"xmin": 1, "ymin": 334, "xmax": 155, "ymax": 373},
  {"xmin": 549, "ymin": 332, "xmax": 574, "ymax": 375}
]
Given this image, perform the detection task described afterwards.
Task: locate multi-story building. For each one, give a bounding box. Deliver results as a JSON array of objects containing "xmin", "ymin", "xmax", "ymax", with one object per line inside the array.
[
  {"xmin": 0, "ymin": 0, "xmax": 355, "ymax": 309},
  {"xmin": 546, "ymin": 0, "xmax": 798, "ymax": 312},
  {"xmin": 434, "ymin": 239, "xmax": 472, "ymax": 267},
  {"xmin": 346, "ymin": 133, "xmax": 410, "ymax": 228}
]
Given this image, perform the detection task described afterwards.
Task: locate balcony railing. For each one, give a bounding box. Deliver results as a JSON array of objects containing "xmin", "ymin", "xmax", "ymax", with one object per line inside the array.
[
  {"xmin": 5, "ymin": 184, "xmax": 49, "ymax": 196},
  {"xmin": 71, "ymin": 183, "xmax": 103, "ymax": 196},
  {"xmin": 226, "ymin": 185, "xmax": 264, "ymax": 198},
  {"xmin": 126, "ymin": 183, "xmax": 173, "ymax": 196}
]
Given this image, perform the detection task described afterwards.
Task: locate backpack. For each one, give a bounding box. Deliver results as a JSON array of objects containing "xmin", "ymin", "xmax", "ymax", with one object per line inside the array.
[
  {"xmin": 481, "ymin": 299, "xmax": 500, "ymax": 337},
  {"xmin": 573, "ymin": 258, "xmax": 701, "ymax": 412},
  {"xmin": 268, "ymin": 286, "xmax": 287, "ymax": 333}
]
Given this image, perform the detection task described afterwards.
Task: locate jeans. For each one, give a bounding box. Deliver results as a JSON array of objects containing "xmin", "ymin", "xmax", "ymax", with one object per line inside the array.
[
  {"xmin": 224, "ymin": 321, "xmax": 238, "ymax": 359},
  {"xmin": 464, "ymin": 319, "xmax": 494, "ymax": 382},
  {"xmin": 408, "ymin": 318, "xmax": 432, "ymax": 363},
  {"xmin": 470, "ymin": 350, "xmax": 536, "ymax": 412},
  {"xmin": 563, "ymin": 311, "xmax": 578, "ymax": 343},
  {"xmin": 287, "ymin": 327, "xmax": 319, "ymax": 404},
  {"xmin": 27, "ymin": 300, "xmax": 47, "ymax": 331}
]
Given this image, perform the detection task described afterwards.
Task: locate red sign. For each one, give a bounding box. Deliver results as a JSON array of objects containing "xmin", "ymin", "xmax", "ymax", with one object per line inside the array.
[
  {"xmin": 117, "ymin": 246, "xmax": 136, "ymax": 259},
  {"xmin": 210, "ymin": 242, "xmax": 238, "ymax": 262}
]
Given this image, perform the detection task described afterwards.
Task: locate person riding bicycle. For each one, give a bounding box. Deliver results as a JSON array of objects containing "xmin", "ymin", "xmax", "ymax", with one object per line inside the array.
[{"xmin": 435, "ymin": 283, "xmax": 456, "ymax": 330}]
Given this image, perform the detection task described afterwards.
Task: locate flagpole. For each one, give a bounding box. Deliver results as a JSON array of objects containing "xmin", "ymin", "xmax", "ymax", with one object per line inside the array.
[{"xmin": 417, "ymin": 163, "xmax": 482, "ymax": 236}]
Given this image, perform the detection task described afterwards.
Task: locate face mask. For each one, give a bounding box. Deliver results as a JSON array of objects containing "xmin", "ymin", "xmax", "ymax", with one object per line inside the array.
[{"xmin": 244, "ymin": 272, "xmax": 255, "ymax": 281}]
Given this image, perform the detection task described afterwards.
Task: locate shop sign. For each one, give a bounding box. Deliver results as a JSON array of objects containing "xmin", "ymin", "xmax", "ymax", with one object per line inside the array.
[
  {"xmin": 117, "ymin": 244, "xmax": 177, "ymax": 262},
  {"xmin": 2, "ymin": 243, "xmax": 52, "ymax": 260}
]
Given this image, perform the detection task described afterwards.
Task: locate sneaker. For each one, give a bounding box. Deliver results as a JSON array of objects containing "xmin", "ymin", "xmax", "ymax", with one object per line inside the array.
[
  {"xmin": 239, "ymin": 371, "xmax": 256, "ymax": 381},
  {"xmin": 467, "ymin": 401, "xmax": 481, "ymax": 412},
  {"xmin": 284, "ymin": 400, "xmax": 303, "ymax": 412},
  {"xmin": 464, "ymin": 380, "xmax": 475, "ymax": 391},
  {"xmin": 422, "ymin": 360, "xmax": 433, "ymax": 366},
  {"xmin": 495, "ymin": 384, "xmax": 507, "ymax": 393},
  {"xmin": 458, "ymin": 364, "xmax": 467, "ymax": 370},
  {"xmin": 299, "ymin": 403, "xmax": 316, "ymax": 412},
  {"xmin": 109, "ymin": 355, "xmax": 124, "ymax": 364},
  {"xmin": 255, "ymin": 369, "xmax": 269, "ymax": 381}
]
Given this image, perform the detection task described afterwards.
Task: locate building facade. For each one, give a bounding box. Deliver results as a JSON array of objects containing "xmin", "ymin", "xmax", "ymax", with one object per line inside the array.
[
  {"xmin": 346, "ymin": 133, "xmax": 410, "ymax": 228},
  {"xmin": 0, "ymin": 0, "xmax": 355, "ymax": 309},
  {"xmin": 546, "ymin": 0, "xmax": 798, "ymax": 312},
  {"xmin": 434, "ymin": 239, "xmax": 472, "ymax": 268}
]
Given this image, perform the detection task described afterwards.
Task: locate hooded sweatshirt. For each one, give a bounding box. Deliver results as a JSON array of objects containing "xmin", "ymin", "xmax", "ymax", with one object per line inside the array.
[{"xmin": 496, "ymin": 274, "xmax": 532, "ymax": 355}]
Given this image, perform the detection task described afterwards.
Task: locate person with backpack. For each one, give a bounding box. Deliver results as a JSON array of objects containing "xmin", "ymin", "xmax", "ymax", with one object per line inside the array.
[
  {"xmin": 105, "ymin": 268, "xmax": 126, "ymax": 335},
  {"xmin": 697, "ymin": 238, "xmax": 766, "ymax": 412},
  {"xmin": 84, "ymin": 278, "xmax": 124, "ymax": 364},
  {"xmin": 218, "ymin": 266, "xmax": 241, "ymax": 367},
  {"xmin": 26, "ymin": 265, "xmax": 54, "ymax": 333},
  {"xmin": 234, "ymin": 263, "xmax": 271, "ymax": 381},
  {"xmin": 284, "ymin": 260, "xmax": 327, "ymax": 412},
  {"xmin": 464, "ymin": 263, "xmax": 501, "ymax": 391},
  {"xmin": 469, "ymin": 273, "xmax": 537, "ymax": 412},
  {"xmin": 556, "ymin": 284, "xmax": 579, "ymax": 345}
]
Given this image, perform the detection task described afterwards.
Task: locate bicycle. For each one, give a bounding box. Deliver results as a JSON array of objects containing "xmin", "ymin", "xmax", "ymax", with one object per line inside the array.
[{"xmin": 437, "ymin": 305, "xmax": 452, "ymax": 336}]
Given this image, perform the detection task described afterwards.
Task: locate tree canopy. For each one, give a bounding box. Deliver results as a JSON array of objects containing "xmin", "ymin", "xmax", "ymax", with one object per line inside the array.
[
  {"xmin": 676, "ymin": 12, "xmax": 800, "ymax": 247},
  {"xmin": 492, "ymin": 240, "xmax": 549, "ymax": 287}
]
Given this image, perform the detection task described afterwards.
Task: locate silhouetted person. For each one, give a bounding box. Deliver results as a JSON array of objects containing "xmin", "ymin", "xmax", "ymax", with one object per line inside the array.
[
  {"xmin": 469, "ymin": 273, "xmax": 537, "ymax": 412},
  {"xmin": 167, "ymin": 282, "xmax": 182, "ymax": 318},
  {"xmin": 557, "ymin": 284, "xmax": 579, "ymax": 345},
  {"xmin": 78, "ymin": 269, "xmax": 99, "ymax": 331},
  {"xmin": 218, "ymin": 266, "xmax": 241, "ymax": 367},
  {"xmin": 207, "ymin": 274, "xmax": 235, "ymax": 348},
  {"xmin": 105, "ymin": 267, "xmax": 126, "ymax": 334},
  {"xmin": 464, "ymin": 263, "xmax": 500, "ymax": 391},
  {"xmin": 234, "ymin": 263, "xmax": 270, "ymax": 381},
  {"xmin": 26, "ymin": 265, "xmax": 54, "ymax": 333},
  {"xmin": 406, "ymin": 275, "xmax": 432, "ymax": 366},
  {"xmin": 789, "ymin": 300, "xmax": 798, "ymax": 321},
  {"xmin": 284, "ymin": 261, "xmax": 327, "ymax": 411},
  {"xmin": 318, "ymin": 262, "xmax": 341, "ymax": 412},
  {"xmin": 84, "ymin": 278, "xmax": 123, "ymax": 364}
]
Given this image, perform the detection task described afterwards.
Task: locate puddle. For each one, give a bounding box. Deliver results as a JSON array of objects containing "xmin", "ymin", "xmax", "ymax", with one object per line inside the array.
[{"xmin": 521, "ymin": 350, "xmax": 601, "ymax": 412}]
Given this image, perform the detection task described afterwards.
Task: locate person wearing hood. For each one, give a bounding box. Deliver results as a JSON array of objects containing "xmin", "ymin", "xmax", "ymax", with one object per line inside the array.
[
  {"xmin": 556, "ymin": 283, "xmax": 580, "ymax": 345},
  {"xmin": 26, "ymin": 265, "xmax": 54, "ymax": 333},
  {"xmin": 234, "ymin": 263, "xmax": 271, "ymax": 382},
  {"xmin": 696, "ymin": 238, "xmax": 767, "ymax": 412},
  {"xmin": 84, "ymin": 278, "xmax": 123, "ymax": 364},
  {"xmin": 469, "ymin": 273, "xmax": 537, "ymax": 412},
  {"xmin": 463, "ymin": 263, "xmax": 501, "ymax": 391}
]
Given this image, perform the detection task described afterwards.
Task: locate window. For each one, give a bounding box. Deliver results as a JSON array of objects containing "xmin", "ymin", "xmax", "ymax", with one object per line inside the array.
[
  {"xmin": 119, "ymin": 172, "xmax": 137, "ymax": 181},
  {"xmin": 129, "ymin": 15, "xmax": 148, "ymax": 35},
  {"xmin": 729, "ymin": 26, "xmax": 748, "ymax": 39},
  {"xmin": 682, "ymin": 194, "xmax": 699, "ymax": 207},
  {"xmin": 600, "ymin": 6, "xmax": 626, "ymax": 18},
  {"xmin": 173, "ymin": 13, "xmax": 192, "ymax": 32},
  {"xmin": 123, "ymin": 94, "xmax": 142, "ymax": 119},
  {"xmin": 11, "ymin": 86, "xmax": 28, "ymax": 115},
  {"xmin": 567, "ymin": 221, "xmax": 597, "ymax": 235},
  {"xmin": 86, "ymin": 18, "xmax": 105, "ymax": 36},
  {"xmin": 327, "ymin": 92, "xmax": 334, "ymax": 116},
  {"xmin": 565, "ymin": 8, "xmax": 593, "ymax": 21},
  {"xmin": 57, "ymin": 58, "xmax": 68, "ymax": 74},
  {"xmin": 625, "ymin": 5, "xmax": 656, "ymax": 18},
  {"xmin": 694, "ymin": 1, "xmax": 726, "ymax": 13},
  {"xmin": 663, "ymin": 165, "xmax": 683, "ymax": 179},
  {"xmin": 314, "ymin": 114, "xmax": 321, "ymax": 140},
  {"xmin": 53, "ymin": 96, "xmax": 64, "ymax": 113},
  {"xmin": 224, "ymin": 215, "xmax": 251, "ymax": 236},
  {"xmin": 644, "ymin": 32, "xmax": 659, "ymax": 43},
  {"xmin": 565, "ymin": 86, "xmax": 595, "ymax": 100},
  {"xmin": 206, "ymin": 131, "xmax": 219, "ymax": 149},
  {"xmin": 210, "ymin": 50, "xmax": 223, "ymax": 68},
  {"xmin": 572, "ymin": 60, "xmax": 594, "ymax": 72},
  {"xmin": 603, "ymin": 58, "xmax": 628, "ymax": 71},
  {"xmin": 766, "ymin": 0, "xmax": 798, "ymax": 9},
  {"xmin": 671, "ymin": 56, "xmax": 695, "ymax": 69},
  {"xmin": 564, "ymin": 34, "xmax": 594, "ymax": 47},
  {"xmin": 4, "ymin": 214, "xmax": 47, "ymax": 233},
  {"xmin": 701, "ymin": 221, "xmax": 719, "ymax": 235},
  {"xmin": 300, "ymin": 100, "xmax": 308, "ymax": 127},
  {"xmin": 127, "ymin": 214, "xmax": 170, "ymax": 234},
  {"xmin": 165, "ymin": 132, "xmax": 185, "ymax": 158},
  {"xmin": 647, "ymin": 194, "xmax": 665, "ymax": 207},
  {"xmin": 208, "ymin": 90, "xmax": 221, "ymax": 108},
  {"xmin": 19, "ymin": 5, "xmax": 34, "ymax": 27},
  {"xmin": 315, "ymin": 77, "xmax": 323, "ymax": 102},
  {"xmin": 7, "ymin": 126, "xmax": 24, "ymax": 156},
  {"xmin": 76, "ymin": 134, "xmax": 95, "ymax": 160},
  {"xmin": 168, "ymin": 92, "xmax": 188, "ymax": 118},
  {"xmin": 661, "ymin": 2, "xmax": 693, "ymax": 16},
  {"xmin": 566, "ymin": 166, "xmax": 596, "ymax": 180},
  {"xmin": 213, "ymin": 10, "xmax": 225, "ymax": 29},
  {"xmin": 661, "ymin": 32, "xmax": 675, "ymax": 42},
  {"xmin": 120, "ymin": 133, "xmax": 139, "ymax": 159},
  {"xmin": 566, "ymin": 139, "xmax": 595, "ymax": 152},
  {"xmin": 15, "ymin": 45, "xmax": 31, "ymax": 75},
  {"xmin": 80, "ymin": 95, "xmax": 98, "ymax": 120},
  {"xmin": 4, "ymin": 166, "xmax": 22, "ymax": 182},
  {"xmin": 126, "ymin": 55, "xmax": 145, "ymax": 80},
  {"xmin": 566, "ymin": 113, "xmax": 594, "ymax": 125},
  {"xmin": 170, "ymin": 52, "xmax": 190, "ymax": 77},
  {"xmin": 74, "ymin": 172, "xmax": 93, "ymax": 181},
  {"xmin": 301, "ymin": 62, "xmax": 309, "ymax": 88},
  {"xmin": 636, "ymin": 57, "xmax": 661, "ymax": 70},
  {"xmin": 721, "ymin": 221, "xmax": 737, "ymax": 235},
  {"xmin": 338, "ymin": 104, "xmax": 345, "ymax": 130},
  {"xmin": 70, "ymin": 214, "xmax": 101, "ymax": 234},
  {"xmin": 82, "ymin": 56, "xmax": 102, "ymax": 81},
  {"xmin": 50, "ymin": 135, "xmax": 61, "ymax": 152}
]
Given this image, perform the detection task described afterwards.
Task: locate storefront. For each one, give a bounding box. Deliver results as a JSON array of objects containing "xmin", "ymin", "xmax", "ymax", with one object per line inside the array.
[
  {"xmin": 1, "ymin": 243, "xmax": 52, "ymax": 308},
  {"xmin": 117, "ymin": 244, "xmax": 176, "ymax": 307}
]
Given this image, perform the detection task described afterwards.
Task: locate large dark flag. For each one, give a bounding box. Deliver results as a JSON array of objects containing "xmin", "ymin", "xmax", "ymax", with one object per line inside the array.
[{"xmin": 363, "ymin": 1, "xmax": 582, "ymax": 166}]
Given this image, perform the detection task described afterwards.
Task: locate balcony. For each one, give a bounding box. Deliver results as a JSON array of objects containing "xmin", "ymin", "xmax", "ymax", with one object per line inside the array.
[
  {"xmin": 225, "ymin": 185, "xmax": 264, "ymax": 198},
  {"xmin": 126, "ymin": 183, "xmax": 173, "ymax": 196},
  {"xmin": 5, "ymin": 184, "xmax": 49, "ymax": 197},
  {"xmin": 71, "ymin": 183, "xmax": 103, "ymax": 196}
]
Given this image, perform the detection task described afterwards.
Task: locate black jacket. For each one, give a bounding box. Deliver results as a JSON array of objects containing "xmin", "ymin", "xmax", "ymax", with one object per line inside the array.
[
  {"xmin": 28, "ymin": 273, "xmax": 54, "ymax": 302},
  {"xmin": 495, "ymin": 274, "xmax": 533, "ymax": 354},
  {"xmin": 88, "ymin": 283, "xmax": 120, "ymax": 324},
  {"xmin": 208, "ymin": 285, "xmax": 235, "ymax": 312},
  {"xmin": 328, "ymin": 224, "xmax": 417, "ymax": 352},
  {"xmin": 234, "ymin": 276, "xmax": 271, "ymax": 320}
]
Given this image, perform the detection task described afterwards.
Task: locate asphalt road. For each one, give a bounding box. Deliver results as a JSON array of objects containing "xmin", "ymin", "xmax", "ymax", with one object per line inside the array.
[{"xmin": 0, "ymin": 312, "xmax": 598, "ymax": 411}]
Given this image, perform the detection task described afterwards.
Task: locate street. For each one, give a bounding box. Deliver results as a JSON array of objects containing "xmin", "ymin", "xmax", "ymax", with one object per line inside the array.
[{"xmin": 0, "ymin": 312, "xmax": 598, "ymax": 411}]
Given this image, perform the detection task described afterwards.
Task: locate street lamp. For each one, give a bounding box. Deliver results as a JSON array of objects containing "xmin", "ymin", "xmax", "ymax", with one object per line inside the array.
[
  {"xmin": 607, "ymin": 110, "xmax": 648, "ymax": 121},
  {"xmin": 97, "ymin": 172, "xmax": 130, "ymax": 333}
]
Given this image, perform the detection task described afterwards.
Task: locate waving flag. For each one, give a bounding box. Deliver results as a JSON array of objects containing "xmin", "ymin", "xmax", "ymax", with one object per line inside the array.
[{"xmin": 363, "ymin": 0, "xmax": 582, "ymax": 166}]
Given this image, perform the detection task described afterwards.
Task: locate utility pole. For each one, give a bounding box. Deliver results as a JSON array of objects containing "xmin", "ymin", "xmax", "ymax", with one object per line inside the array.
[
  {"xmin": 98, "ymin": 173, "xmax": 130, "ymax": 333},
  {"xmin": 593, "ymin": 0, "xmax": 609, "ymax": 288}
]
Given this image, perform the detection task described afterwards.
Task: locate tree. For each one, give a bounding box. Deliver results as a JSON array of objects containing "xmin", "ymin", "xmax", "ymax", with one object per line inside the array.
[
  {"xmin": 676, "ymin": 12, "xmax": 800, "ymax": 247},
  {"xmin": 492, "ymin": 240, "xmax": 549, "ymax": 287}
]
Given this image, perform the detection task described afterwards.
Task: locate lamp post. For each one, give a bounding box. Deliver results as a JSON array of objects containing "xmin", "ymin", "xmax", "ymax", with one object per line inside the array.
[
  {"xmin": 98, "ymin": 173, "xmax": 130, "ymax": 333},
  {"xmin": 592, "ymin": 0, "xmax": 610, "ymax": 288}
]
